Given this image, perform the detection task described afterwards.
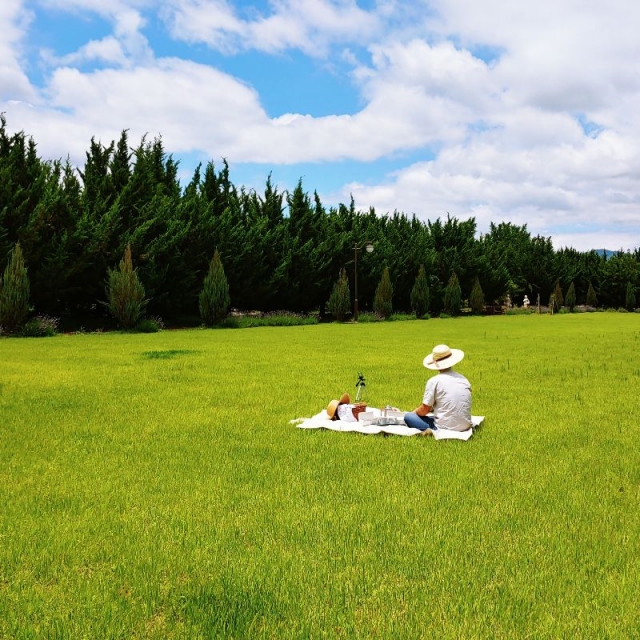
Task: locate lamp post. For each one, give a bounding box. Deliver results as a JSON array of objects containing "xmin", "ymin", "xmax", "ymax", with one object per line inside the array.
[{"xmin": 353, "ymin": 241, "xmax": 374, "ymax": 322}]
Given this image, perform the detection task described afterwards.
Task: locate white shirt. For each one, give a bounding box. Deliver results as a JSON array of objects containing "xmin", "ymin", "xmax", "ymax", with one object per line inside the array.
[{"xmin": 423, "ymin": 369, "xmax": 472, "ymax": 431}]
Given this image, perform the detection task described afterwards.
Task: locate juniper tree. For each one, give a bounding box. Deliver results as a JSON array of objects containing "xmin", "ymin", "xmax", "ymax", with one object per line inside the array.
[
  {"xmin": 374, "ymin": 267, "xmax": 393, "ymax": 318},
  {"xmin": 199, "ymin": 249, "xmax": 230, "ymax": 326},
  {"xmin": 553, "ymin": 280, "xmax": 564, "ymax": 309},
  {"xmin": 0, "ymin": 242, "xmax": 30, "ymax": 333},
  {"xmin": 410, "ymin": 264, "xmax": 430, "ymax": 318},
  {"xmin": 106, "ymin": 243, "xmax": 147, "ymax": 329},
  {"xmin": 565, "ymin": 281, "xmax": 576, "ymax": 312},
  {"xmin": 469, "ymin": 276, "xmax": 485, "ymax": 315},
  {"xmin": 443, "ymin": 272, "xmax": 462, "ymax": 316},
  {"xmin": 327, "ymin": 267, "xmax": 350, "ymax": 321}
]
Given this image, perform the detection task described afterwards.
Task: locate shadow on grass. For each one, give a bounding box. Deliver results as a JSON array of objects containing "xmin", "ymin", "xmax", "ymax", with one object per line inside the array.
[{"xmin": 141, "ymin": 349, "xmax": 199, "ymax": 359}]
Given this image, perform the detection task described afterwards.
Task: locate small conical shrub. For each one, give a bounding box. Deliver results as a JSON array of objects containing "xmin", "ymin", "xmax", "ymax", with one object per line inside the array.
[
  {"xmin": 410, "ymin": 265, "xmax": 430, "ymax": 318},
  {"xmin": 327, "ymin": 267, "xmax": 351, "ymax": 322},
  {"xmin": 106, "ymin": 244, "xmax": 147, "ymax": 329},
  {"xmin": 0, "ymin": 242, "xmax": 30, "ymax": 333},
  {"xmin": 374, "ymin": 267, "xmax": 393, "ymax": 318},
  {"xmin": 199, "ymin": 249, "xmax": 230, "ymax": 326}
]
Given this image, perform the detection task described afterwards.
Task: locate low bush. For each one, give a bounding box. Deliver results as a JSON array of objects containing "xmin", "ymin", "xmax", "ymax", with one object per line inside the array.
[
  {"xmin": 136, "ymin": 317, "xmax": 164, "ymax": 333},
  {"xmin": 350, "ymin": 312, "xmax": 417, "ymax": 322},
  {"xmin": 211, "ymin": 311, "xmax": 318, "ymax": 329},
  {"xmin": 387, "ymin": 313, "xmax": 417, "ymax": 322},
  {"xmin": 241, "ymin": 312, "xmax": 319, "ymax": 328},
  {"xmin": 21, "ymin": 315, "xmax": 60, "ymax": 337},
  {"xmin": 505, "ymin": 307, "xmax": 534, "ymax": 315},
  {"xmin": 354, "ymin": 312, "xmax": 379, "ymax": 323},
  {"xmin": 217, "ymin": 317, "xmax": 241, "ymax": 329}
]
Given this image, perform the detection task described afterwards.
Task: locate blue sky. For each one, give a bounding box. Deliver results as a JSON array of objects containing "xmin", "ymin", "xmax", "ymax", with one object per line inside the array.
[{"xmin": 2, "ymin": 0, "xmax": 640, "ymax": 251}]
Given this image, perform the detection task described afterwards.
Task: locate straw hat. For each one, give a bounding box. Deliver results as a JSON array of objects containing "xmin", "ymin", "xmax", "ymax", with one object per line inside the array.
[
  {"xmin": 423, "ymin": 344, "xmax": 464, "ymax": 370},
  {"xmin": 327, "ymin": 392, "xmax": 350, "ymax": 419}
]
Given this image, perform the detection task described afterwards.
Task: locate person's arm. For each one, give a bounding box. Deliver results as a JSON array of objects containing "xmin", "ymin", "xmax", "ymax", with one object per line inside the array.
[
  {"xmin": 413, "ymin": 403, "xmax": 432, "ymax": 416},
  {"xmin": 414, "ymin": 376, "xmax": 436, "ymax": 416}
]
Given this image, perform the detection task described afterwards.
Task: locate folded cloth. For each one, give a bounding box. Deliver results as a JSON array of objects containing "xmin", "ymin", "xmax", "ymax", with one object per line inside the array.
[{"xmin": 290, "ymin": 409, "xmax": 484, "ymax": 440}]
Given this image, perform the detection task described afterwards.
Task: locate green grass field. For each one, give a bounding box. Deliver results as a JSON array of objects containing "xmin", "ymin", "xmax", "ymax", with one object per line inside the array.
[{"xmin": 1, "ymin": 314, "xmax": 639, "ymax": 638}]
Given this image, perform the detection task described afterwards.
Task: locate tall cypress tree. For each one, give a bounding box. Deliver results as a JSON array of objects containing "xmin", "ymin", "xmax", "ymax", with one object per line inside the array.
[
  {"xmin": 443, "ymin": 272, "xmax": 462, "ymax": 316},
  {"xmin": 565, "ymin": 281, "xmax": 576, "ymax": 311},
  {"xmin": 374, "ymin": 267, "xmax": 393, "ymax": 318},
  {"xmin": 410, "ymin": 264, "xmax": 430, "ymax": 318},
  {"xmin": 327, "ymin": 267, "xmax": 351, "ymax": 321},
  {"xmin": 106, "ymin": 244, "xmax": 147, "ymax": 329},
  {"xmin": 553, "ymin": 280, "xmax": 564, "ymax": 309},
  {"xmin": 0, "ymin": 242, "xmax": 30, "ymax": 333},
  {"xmin": 469, "ymin": 276, "xmax": 485, "ymax": 315},
  {"xmin": 199, "ymin": 249, "xmax": 230, "ymax": 326}
]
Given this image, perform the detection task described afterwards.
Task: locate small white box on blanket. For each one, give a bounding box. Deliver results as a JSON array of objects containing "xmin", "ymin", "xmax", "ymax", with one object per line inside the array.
[
  {"xmin": 363, "ymin": 416, "xmax": 407, "ymax": 427},
  {"xmin": 360, "ymin": 409, "xmax": 404, "ymax": 426}
]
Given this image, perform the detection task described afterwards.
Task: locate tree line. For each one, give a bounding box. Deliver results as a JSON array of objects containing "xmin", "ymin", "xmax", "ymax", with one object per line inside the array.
[{"xmin": 1, "ymin": 115, "xmax": 638, "ymax": 328}]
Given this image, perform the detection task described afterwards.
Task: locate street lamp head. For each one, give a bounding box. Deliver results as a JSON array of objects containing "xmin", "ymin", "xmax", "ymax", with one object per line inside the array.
[{"xmin": 365, "ymin": 242, "xmax": 374, "ymax": 253}]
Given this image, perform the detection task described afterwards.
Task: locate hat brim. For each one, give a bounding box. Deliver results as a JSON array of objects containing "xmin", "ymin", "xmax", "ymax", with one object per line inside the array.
[
  {"xmin": 423, "ymin": 348, "xmax": 464, "ymax": 370},
  {"xmin": 327, "ymin": 392, "xmax": 351, "ymax": 418}
]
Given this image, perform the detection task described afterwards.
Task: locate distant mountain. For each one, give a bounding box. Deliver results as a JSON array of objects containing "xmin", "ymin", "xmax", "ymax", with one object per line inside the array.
[{"xmin": 594, "ymin": 249, "xmax": 617, "ymax": 258}]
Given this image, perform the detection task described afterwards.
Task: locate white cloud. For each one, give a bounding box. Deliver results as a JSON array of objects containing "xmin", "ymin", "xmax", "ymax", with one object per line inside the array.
[
  {"xmin": 36, "ymin": 0, "xmax": 153, "ymax": 66},
  {"xmin": 429, "ymin": 0, "xmax": 640, "ymax": 112},
  {"xmin": 0, "ymin": 0, "xmax": 37, "ymax": 101},
  {"xmin": 549, "ymin": 230, "xmax": 639, "ymax": 253},
  {"xmin": 163, "ymin": 0, "xmax": 244, "ymax": 53},
  {"xmin": 4, "ymin": 35, "xmax": 493, "ymax": 165},
  {"xmin": 35, "ymin": 59, "xmax": 269, "ymax": 162},
  {"xmin": 41, "ymin": 36, "xmax": 128, "ymax": 67},
  {"xmin": 164, "ymin": 0, "xmax": 381, "ymax": 56},
  {"xmin": 343, "ymin": 126, "xmax": 640, "ymax": 251}
]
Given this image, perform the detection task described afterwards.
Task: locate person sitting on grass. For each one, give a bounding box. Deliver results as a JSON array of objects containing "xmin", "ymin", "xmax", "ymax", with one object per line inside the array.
[{"xmin": 404, "ymin": 344, "xmax": 472, "ymax": 435}]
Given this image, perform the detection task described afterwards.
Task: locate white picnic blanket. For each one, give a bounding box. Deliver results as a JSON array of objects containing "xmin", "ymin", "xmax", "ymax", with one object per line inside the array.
[{"xmin": 291, "ymin": 409, "xmax": 484, "ymax": 441}]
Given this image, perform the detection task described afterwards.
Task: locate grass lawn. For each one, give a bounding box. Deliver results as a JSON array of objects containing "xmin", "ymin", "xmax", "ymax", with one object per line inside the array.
[{"xmin": 1, "ymin": 313, "xmax": 639, "ymax": 638}]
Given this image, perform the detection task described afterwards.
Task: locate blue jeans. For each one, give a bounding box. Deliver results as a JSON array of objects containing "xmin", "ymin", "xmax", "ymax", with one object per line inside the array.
[{"xmin": 403, "ymin": 413, "xmax": 437, "ymax": 431}]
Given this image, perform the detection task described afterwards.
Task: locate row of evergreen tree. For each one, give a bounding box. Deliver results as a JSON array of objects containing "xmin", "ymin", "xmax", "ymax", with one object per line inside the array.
[{"xmin": 1, "ymin": 115, "xmax": 638, "ymax": 325}]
